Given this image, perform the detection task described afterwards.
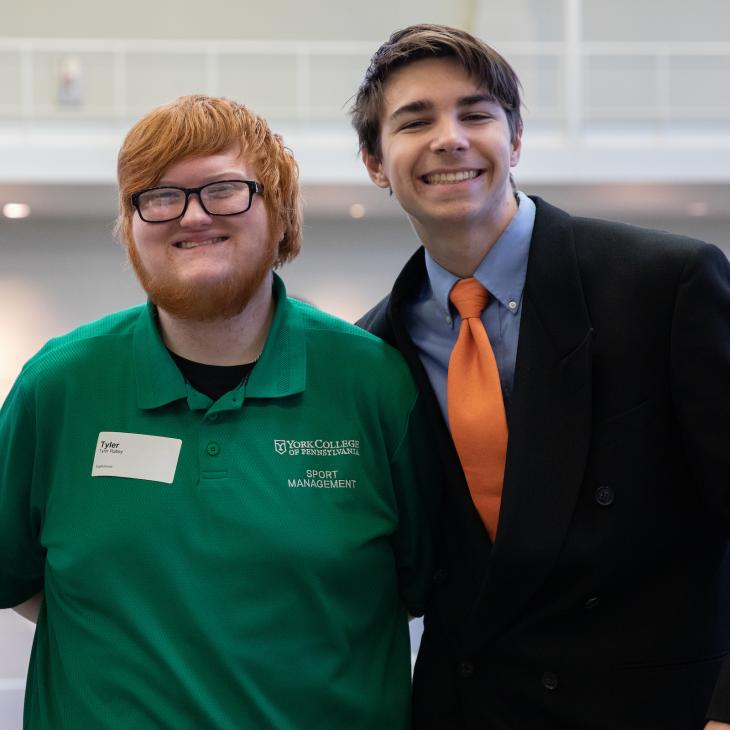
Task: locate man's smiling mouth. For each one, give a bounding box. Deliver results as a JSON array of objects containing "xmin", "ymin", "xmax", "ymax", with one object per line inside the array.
[
  {"xmin": 422, "ymin": 170, "xmax": 483, "ymax": 185},
  {"xmin": 174, "ymin": 236, "xmax": 228, "ymax": 250}
]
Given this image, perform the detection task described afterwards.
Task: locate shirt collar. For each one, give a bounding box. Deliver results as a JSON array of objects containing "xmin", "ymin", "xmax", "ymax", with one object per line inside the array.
[
  {"xmin": 133, "ymin": 302, "xmax": 188, "ymax": 409},
  {"xmin": 245, "ymin": 274, "xmax": 306, "ymax": 399},
  {"xmin": 133, "ymin": 274, "xmax": 306, "ymax": 410},
  {"xmin": 424, "ymin": 191, "xmax": 535, "ymax": 316}
]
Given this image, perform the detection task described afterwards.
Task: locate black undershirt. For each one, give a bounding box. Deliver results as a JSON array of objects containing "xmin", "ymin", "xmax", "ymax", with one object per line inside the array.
[{"xmin": 168, "ymin": 350, "xmax": 256, "ymax": 401}]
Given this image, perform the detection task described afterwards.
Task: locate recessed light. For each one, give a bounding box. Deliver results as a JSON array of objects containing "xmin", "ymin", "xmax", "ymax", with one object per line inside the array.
[
  {"xmin": 349, "ymin": 203, "xmax": 366, "ymax": 219},
  {"xmin": 3, "ymin": 203, "xmax": 31, "ymax": 219}
]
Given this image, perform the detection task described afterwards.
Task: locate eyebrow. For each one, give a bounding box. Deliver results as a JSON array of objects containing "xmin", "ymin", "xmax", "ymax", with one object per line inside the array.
[
  {"xmin": 389, "ymin": 93, "xmax": 496, "ymax": 122},
  {"xmin": 157, "ymin": 171, "xmax": 246, "ymax": 186}
]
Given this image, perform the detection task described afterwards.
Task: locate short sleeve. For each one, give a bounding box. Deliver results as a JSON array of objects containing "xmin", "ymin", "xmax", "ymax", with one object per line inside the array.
[{"xmin": 0, "ymin": 375, "xmax": 46, "ymax": 607}]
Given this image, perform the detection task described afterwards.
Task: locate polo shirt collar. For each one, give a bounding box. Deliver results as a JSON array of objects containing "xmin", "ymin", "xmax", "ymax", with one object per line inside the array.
[
  {"xmin": 133, "ymin": 274, "xmax": 306, "ymax": 410},
  {"xmin": 134, "ymin": 302, "xmax": 188, "ymax": 409},
  {"xmin": 245, "ymin": 274, "xmax": 306, "ymax": 399}
]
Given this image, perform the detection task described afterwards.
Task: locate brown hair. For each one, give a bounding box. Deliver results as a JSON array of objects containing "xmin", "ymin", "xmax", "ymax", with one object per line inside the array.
[
  {"xmin": 116, "ymin": 95, "xmax": 301, "ymax": 267},
  {"xmin": 350, "ymin": 24, "xmax": 523, "ymax": 158}
]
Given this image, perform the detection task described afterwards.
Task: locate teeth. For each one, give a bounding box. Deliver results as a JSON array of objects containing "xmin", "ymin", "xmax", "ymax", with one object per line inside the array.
[
  {"xmin": 425, "ymin": 170, "xmax": 480, "ymax": 184},
  {"xmin": 177, "ymin": 237, "xmax": 225, "ymax": 249}
]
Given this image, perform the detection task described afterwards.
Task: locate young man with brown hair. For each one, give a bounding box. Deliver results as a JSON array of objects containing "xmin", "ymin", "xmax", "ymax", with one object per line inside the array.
[{"xmin": 353, "ymin": 24, "xmax": 730, "ymax": 730}]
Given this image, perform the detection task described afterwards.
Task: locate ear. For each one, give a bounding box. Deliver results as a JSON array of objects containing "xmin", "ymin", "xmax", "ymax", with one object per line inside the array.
[
  {"xmin": 361, "ymin": 149, "xmax": 390, "ymax": 189},
  {"xmin": 510, "ymin": 129, "xmax": 522, "ymax": 167}
]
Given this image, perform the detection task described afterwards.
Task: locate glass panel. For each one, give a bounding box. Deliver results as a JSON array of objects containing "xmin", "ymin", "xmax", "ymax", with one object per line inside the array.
[
  {"xmin": 509, "ymin": 53, "xmax": 564, "ymax": 126},
  {"xmin": 0, "ymin": 52, "xmax": 23, "ymax": 115},
  {"xmin": 583, "ymin": 56, "xmax": 658, "ymax": 121},
  {"xmin": 308, "ymin": 52, "xmax": 372, "ymax": 120},
  {"xmin": 668, "ymin": 56, "xmax": 730, "ymax": 120},
  {"xmin": 29, "ymin": 52, "xmax": 118, "ymax": 117},
  {"xmin": 218, "ymin": 53, "xmax": 298, "ymax": 118},
  {"xmin": 475, "ymin": 0, "xmax": 564, "ymax": 42},
  {"xmin": 125, "ymin": 53, "xmax": 207, "ymax": 115}
]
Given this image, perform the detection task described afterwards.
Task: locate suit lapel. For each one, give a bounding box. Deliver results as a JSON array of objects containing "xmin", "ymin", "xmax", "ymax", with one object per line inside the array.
[
  {"xmin": 388, "ymin": 251, "xmax": 494, "ymax": 565},
  {"xmin": 469, "ymin": 198, "xmax": 594, "ymax": 646}
]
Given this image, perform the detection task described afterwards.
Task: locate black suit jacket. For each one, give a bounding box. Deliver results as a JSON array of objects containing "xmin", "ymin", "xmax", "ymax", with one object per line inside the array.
[{"xmin": 358, "ymin": 198, "xmax": 730, "ymax": 730}]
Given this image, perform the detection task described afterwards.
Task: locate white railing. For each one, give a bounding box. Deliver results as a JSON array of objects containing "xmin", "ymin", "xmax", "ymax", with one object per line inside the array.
[
  {"xmin": 0, "ymin": 38, "xmax": 377, "ymax": 122},
  {"xmin": 0, "ymin": 37, "xmax": 729, "ymax": 136}
]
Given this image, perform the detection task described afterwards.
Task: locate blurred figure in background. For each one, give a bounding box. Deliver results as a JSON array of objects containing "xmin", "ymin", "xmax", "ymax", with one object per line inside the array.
[
  {"xmin": 353, "ymin": 24, "xmax": 730, "ymax": 730},
  {"xmin": 0, "ymin": 94, "xmax": 439, "ymax": 729}
]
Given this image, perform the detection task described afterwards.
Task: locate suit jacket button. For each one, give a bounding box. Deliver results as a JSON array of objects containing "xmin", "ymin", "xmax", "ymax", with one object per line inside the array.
[
  {"xmin": 595, "ymin": 485, "xmax": 614, "ymax": 506},
  {"xmin": 541, "ymin": 671, "xmax": 559, "ymax": 690},
  {"xmin": 585, "ymin": 596, "xmax": 600, "ymax": 610},
  {"xmin": 433, "ymin": 568, "xmax": 448, "ymax": 584},
  {"xmin": 458, "ymin": 661, "xmax": 474, "ymax": 678}
]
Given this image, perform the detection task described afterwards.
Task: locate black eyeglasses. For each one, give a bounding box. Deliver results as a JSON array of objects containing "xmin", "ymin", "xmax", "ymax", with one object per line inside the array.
[{"xmin": 131, "ymin": 180, "xmax": 264, "ymax": 223}]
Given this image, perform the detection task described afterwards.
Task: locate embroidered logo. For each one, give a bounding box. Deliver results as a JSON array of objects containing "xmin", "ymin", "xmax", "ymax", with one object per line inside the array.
[{"xmin": 272, "ymin": 438, "xmax": 360, "ymax": 456}]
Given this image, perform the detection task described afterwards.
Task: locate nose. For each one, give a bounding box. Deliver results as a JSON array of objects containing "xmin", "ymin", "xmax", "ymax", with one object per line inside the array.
[
  {"xmin": 430, "ymin": 116, "xmax": 469, "ymax": 153},
  {"xmin": 179, "ymin": 193, "xmax": 212, "ymax": 226}
]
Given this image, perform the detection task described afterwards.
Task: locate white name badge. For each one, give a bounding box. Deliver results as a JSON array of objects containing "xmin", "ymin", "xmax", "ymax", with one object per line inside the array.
[{"xmin": 91, "ymin": 431, "xmax": 182, "ymax": 484}]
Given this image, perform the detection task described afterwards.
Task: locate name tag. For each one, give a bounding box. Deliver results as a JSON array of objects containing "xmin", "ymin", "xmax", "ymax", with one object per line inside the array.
[{"xmin": 91, "ymin": 431, "xmax": 182, "ymax": 484}]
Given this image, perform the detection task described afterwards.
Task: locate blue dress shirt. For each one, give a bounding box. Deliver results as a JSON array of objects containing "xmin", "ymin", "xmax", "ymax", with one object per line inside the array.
[{"xmin": 404, "ymin": 192, "xmax": 536, "ymax": 427}]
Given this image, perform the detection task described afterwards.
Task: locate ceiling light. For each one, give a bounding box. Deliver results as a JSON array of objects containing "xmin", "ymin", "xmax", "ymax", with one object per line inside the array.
[
  {"xmin": 349, "ymin": 203, "xmax": 366, "ymax": 219},
  {"xmin": 3, "ymin": 203, "xmax": 31, "ymax": 219}
]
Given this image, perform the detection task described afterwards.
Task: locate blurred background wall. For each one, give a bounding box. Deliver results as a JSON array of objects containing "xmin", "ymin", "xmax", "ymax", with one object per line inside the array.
[{"xmin": 1, "ymin": 1, "xmax": 729, "ymax": 726}]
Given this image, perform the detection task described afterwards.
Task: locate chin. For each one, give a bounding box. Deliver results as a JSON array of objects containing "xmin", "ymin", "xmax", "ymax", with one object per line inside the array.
[{"xmin": 128, "ymin": 239, "xmax": 276, "ymax": 322}]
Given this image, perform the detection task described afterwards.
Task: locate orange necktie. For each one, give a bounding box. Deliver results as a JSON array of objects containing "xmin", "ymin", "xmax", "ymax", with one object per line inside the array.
[{"xmin": 447, "ymin": 277, "xmax": 508, "ymax": 541}]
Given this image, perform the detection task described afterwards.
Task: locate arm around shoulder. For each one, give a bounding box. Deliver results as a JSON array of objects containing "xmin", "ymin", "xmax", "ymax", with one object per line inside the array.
[{"xmin": 388, "ymin": 390, "xmax": 444, "ymax": 618}]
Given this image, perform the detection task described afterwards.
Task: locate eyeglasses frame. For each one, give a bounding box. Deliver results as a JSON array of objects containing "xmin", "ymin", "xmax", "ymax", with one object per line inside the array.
[{"xmin": 131, "ymin": 179, "xmax": 264, "ymax": 223}]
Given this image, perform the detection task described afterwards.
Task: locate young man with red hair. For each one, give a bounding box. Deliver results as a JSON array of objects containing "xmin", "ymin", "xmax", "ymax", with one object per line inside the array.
[{"xmin": 1, "ymin": 95, "xmax": 439, "ymax": 729}]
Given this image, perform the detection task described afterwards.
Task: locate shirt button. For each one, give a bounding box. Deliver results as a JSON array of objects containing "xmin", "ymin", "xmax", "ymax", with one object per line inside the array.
[
  {"xmin": 206, "ymin": 442, "xmax": 221, "ymax": 456},
  {"xmin": 541, "ymin": 671, "xmax": 559, "ymax": 690},
  {"xmin": 206, "ymin": 413, "xmax": 218, "ymax": 422},
  {"xmin": 458, "ymin": 660, "xmax": 474, "ymax": 678},
  {"xmin": 445, "ymin": 315, "xmax": 452, "ymax": 325},
  {"xmin": 595, "ymin": 485, "xmax": 614, "ymax": 506},
  {"xmin": 508, "ymin": 300, "xmax": 518, "ymax": 311}
]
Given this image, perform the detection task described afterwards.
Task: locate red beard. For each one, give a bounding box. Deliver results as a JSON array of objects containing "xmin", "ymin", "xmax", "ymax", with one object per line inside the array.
[{"xmin": 127, "ymin": 238, "xmax": 276, "ymax": 322}]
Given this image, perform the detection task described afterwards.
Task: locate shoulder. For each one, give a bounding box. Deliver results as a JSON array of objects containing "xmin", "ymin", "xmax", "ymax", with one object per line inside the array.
[
  {"xmin": 288, "ymin": 296, "xmax": 415, "ymax": 389},
  {"xmin": 355, "ymin": 247, "xmax": 429, "ymax": 341},
  {"xmin": 531, "ymin": 195, "xmax": 725, "ymax": 275},
  {"xmin": 19, "ymin": 305, "xmax": 145, "ymax": 383},
  {"xmin": 289, "ymin": 296, "xmax": 399, "ymax": 358},
  {"xmin": 356, "ymin": 294, "xmax": 391, "ymax": 338}
]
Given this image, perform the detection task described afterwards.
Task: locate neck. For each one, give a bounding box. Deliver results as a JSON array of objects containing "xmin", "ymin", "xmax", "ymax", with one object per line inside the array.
[
  {"xmin": 157, "ymin": 273, "xmax": 275, "ymax": 365},
  {"xmin": 414, "ymin": 193, "xmax": 518, "ymax": 278}
]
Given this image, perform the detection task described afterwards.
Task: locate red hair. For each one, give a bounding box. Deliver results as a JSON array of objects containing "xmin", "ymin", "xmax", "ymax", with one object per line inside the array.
[{"xmin": 116, "ymin": 95, "xmax": 301, "ymax": 266}]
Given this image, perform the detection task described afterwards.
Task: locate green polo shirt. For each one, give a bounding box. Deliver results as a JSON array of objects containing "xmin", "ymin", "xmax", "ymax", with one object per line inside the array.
[{"xmin": 0, "ymin": 275, "xmax": 440, "ymax": 730}]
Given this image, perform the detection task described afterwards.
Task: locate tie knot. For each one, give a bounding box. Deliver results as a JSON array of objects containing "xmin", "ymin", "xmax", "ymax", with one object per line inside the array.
[{"xmin": 449, "ymin": 278, "xmax": 489, "ymax": 319}]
